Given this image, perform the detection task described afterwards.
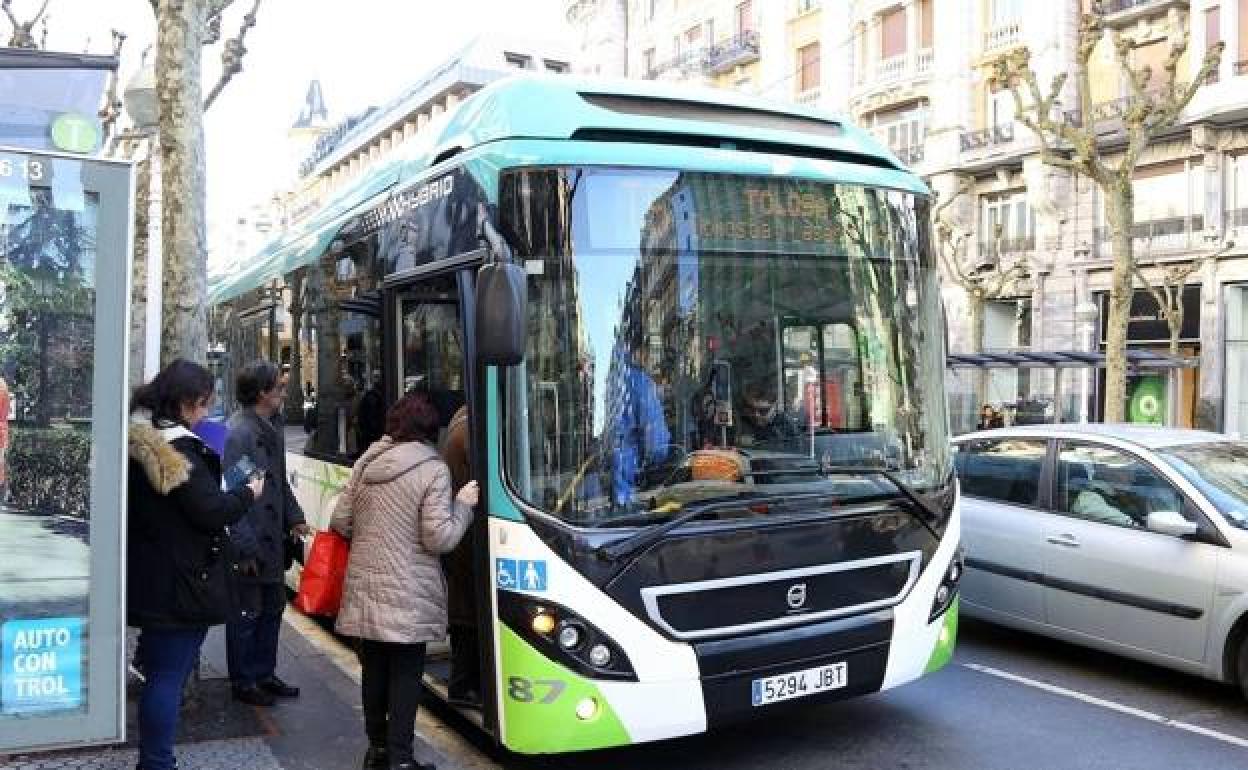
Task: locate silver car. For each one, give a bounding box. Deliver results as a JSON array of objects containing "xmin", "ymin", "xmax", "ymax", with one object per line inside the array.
[{"xmin": 952, "ymin": 424, "xmax": 1248, "ymax": 696}]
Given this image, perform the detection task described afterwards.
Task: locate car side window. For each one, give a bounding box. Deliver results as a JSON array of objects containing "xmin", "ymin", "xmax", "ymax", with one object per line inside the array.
[
  {"xmin": 953, "ymin": 438, "xmax": 1048, "ymax": 506},
  {"xmin": 1055, "ymin": 442, "xmax": 1188, "ymax": 529}
]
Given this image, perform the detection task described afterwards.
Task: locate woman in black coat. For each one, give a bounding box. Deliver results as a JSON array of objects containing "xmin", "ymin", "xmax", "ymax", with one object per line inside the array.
[{"xmin": 127, "ymin": 359, "xmax": 264, "ymax": 770}]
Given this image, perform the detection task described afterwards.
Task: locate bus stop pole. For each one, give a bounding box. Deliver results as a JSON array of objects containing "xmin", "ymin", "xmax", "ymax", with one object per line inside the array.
[{"xmin": 1052, "ymin": 365, "xmax": 1063, "ymax": 424}]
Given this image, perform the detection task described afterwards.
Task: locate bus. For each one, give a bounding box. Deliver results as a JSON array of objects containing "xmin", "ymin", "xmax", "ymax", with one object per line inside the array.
[{"xmin": 207, "ymin": 76, "xmax": 961, "ymax": 754}]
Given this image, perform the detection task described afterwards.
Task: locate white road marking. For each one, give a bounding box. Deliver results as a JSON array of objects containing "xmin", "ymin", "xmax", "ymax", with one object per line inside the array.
[{"xmin": 963, "ymin": 662, "xmax": 1248, "ymax": 750}]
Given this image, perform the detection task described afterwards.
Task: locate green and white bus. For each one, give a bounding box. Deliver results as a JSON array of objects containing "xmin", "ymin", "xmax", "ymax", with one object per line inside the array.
[{"xmin": 208, "ymin": 76, "xmax": 961, "ymax": 754}]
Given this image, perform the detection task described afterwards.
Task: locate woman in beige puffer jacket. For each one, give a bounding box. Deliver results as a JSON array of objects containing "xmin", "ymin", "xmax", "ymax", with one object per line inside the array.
[{"xmin": 330, "ymin": 391, "xmax": 477, "ymax": 770}]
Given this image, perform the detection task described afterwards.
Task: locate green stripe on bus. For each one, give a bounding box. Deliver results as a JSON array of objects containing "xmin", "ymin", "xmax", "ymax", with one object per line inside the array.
[
  {"xmin": 498, "ymin": 624, "xmax": 631, "ymax": 754},
  {"xmin": 924, "ymin": 596, "xmax": 959, "ymax": 674}
]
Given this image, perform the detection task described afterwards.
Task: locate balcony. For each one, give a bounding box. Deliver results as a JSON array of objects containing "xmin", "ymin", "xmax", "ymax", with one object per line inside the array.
[
  {"xmin": 979, "ymin": 235, "xmax": 1037, "ymax": 255},
  {"xmin": 960, "ymin": 123, "xmax": 1014, "ymax": 152},
  {"xmin": 1096, "ymin": 0, "xmax": 1189, "ymax": 27},
  {"xmin": 1092, "ymin": 215, "xmax": 1204, "ymax": 257},
  {"xmin": 916, "ymin": 48, "xmax": 933, "ymax": 75},
  {"xmin": 796, "ymin": 87, "xmax": 822, "ymax": 106},
  {"xmin": 648, "ymin": 31, "xmax": 762, "ymax": 79},
  {"xmin": 876, "ymin": 54, "xmax": 907, "ymax": 82},
  {"xmin": 984, "ymin": 22, "xmax": 1021, "ymax": 53},
  {"xmin": 706, "ymin": 30, "xmax": 761, "ymax": 74},
  {"xmin": 895, "ymin": 144, "xmax": 924, "ymax": 165}
]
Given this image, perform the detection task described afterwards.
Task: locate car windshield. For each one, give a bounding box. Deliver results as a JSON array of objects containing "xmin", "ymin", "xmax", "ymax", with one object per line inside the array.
[
  {"xmin": 498, "ymin": 167, "xmax": 952, "ymax": 526},
  {"xmin": 1158, "ymin": 441, "xmax": 1248, "ymax": 530}
]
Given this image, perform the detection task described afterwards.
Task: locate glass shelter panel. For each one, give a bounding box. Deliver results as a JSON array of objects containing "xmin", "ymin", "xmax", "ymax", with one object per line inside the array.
[{"xmin": 0, "ymin": 149, "xmax": 129, "ymax": 751}]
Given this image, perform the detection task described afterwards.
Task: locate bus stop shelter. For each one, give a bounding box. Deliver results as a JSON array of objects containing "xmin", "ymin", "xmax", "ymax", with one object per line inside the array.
[{"xmin": 946, "ymin": 349, "xmax": 1199, "ymax": 430}]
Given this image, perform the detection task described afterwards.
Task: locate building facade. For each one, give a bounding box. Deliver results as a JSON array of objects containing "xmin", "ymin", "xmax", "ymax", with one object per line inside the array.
[{"xmin": 568, "ymin": 0, "xmax": 1248, "ymax": 435}]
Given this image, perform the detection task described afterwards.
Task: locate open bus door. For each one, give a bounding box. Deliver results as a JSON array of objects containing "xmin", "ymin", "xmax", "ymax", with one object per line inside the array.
[{"xmin": 383, "ymin": 253, "xmax": 500, "ymax": 739}]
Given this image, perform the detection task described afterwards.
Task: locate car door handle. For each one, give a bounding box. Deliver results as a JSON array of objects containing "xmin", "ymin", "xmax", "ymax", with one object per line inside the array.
[{"xmin": 1046, "ymin": 534, "xmax": 1081, "ymax": 547}]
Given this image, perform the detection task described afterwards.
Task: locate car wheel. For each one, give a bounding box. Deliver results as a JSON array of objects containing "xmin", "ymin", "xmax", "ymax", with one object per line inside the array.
[{"xmin": 1238, "ymin": 636, "xmax": 1248, "ymax": 701}]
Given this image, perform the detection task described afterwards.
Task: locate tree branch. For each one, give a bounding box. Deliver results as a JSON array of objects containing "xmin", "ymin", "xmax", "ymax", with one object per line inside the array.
[{"xmin": 203, "ymin": 0, "xmax": 261, "ymax": 111}]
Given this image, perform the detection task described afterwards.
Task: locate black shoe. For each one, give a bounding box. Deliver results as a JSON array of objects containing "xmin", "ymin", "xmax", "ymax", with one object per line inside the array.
[
  {"xmin": 259, "ymin": 675, "xmax": 300, "ymax": 698},
  {"xmin": 362, "ymin": 745, "xmax": 388, "ymax": 770},
  {"xmin": 232, "ymin": 683, "xmax": 276, "ymax": 707}
]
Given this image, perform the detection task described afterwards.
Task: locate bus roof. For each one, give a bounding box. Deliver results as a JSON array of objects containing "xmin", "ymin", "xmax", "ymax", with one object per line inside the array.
[{"xmin": 209, "ymin": 76, "xmax": 919, "ymax": 304}]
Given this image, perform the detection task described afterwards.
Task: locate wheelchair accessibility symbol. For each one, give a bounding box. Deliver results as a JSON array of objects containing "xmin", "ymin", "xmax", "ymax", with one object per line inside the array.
[{"xmin": 495, "ymin": 558, "xmax": 547, "ymax": 592}]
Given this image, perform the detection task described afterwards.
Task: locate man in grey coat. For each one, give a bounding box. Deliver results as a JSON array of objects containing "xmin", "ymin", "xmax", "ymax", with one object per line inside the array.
[{"xmin": 225, "ymin": 360, "xmax": 309, "ymax": 706}]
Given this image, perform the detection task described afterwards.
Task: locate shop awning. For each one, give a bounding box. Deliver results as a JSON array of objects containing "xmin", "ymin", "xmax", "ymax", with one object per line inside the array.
[{"xmin": 946, "ymin": 349, "xmax": 1198, "ymax": 370}]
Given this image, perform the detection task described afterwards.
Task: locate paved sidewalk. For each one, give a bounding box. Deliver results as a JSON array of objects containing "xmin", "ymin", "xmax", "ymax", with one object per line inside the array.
[{"xmin": 1, "ymin": 609, "xmax": 451, "ymax": 770}]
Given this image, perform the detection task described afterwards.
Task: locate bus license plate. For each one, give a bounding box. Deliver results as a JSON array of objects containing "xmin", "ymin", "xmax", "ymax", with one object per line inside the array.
[{"xmin": 751, "ymin": 662, "xmax": 847, "ymax": 706}]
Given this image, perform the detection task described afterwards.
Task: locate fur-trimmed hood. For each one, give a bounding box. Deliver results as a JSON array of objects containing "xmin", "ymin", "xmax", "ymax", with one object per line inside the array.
[{"xmin": 128, "ymin": 412, "xmax": 197, "ymax": 495}]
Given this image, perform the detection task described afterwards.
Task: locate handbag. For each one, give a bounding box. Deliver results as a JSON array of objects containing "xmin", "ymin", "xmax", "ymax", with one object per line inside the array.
[{"xmin": 292, "ymin": 529, "xmax": 350, "ymax": 616}]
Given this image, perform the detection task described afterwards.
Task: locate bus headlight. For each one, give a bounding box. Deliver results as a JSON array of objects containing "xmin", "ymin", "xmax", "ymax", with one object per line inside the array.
[
  {"xmin": 575, "ymin": 697, "xmax": 600, "ymax": 721},
  {"xmin": 500, "ymin": 594, "xmax": 636, "ymax": 681},
  {"xmin": 929, "ymin": 548, "xmax": 964, "ymax": 623},
  {"xmin": 588, "ymin": 644, "xmax": 612, "ymax": 667},
  {"xmin": 532, "ymin": 610, "xmax": 557, "ymax": 636},
  {"xmin": 558, "ymin": 623, "xmax": 583, "ymax": 650}
]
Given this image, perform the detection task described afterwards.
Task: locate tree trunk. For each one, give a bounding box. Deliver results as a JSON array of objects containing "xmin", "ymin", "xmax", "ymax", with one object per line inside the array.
[
  {"xmin": 969, "ymin": 291, "xmax": 987, "ymax": 408},
  {"xmin": 156, "ymin": 0, "xmax": 209, "ymax": 366},
  {"xmin": 1168, "ymin": 307, "xmax": 1182, "ymax": 356},
  {"xmin": 129, "ymin": 154, "xmax": 150, "ymax": 388},
  {"xmin": 1103, "ymin": 182, "xmax": 1134, "ymax": 423}
]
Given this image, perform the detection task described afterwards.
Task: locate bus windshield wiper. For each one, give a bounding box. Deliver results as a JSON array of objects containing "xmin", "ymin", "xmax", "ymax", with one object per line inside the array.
[
  {"xmin": 596, "ymin": 493, "xmax": 791, "ymax": 564},
  {"xmin": 821, "ymin": 465, "xmax": 943, "ymax": 532}
]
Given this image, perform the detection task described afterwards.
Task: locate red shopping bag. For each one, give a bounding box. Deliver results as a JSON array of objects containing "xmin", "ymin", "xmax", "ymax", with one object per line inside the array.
[{"xmin": 292, "ymin": 530, "xmax": 350, "ymax": 616}]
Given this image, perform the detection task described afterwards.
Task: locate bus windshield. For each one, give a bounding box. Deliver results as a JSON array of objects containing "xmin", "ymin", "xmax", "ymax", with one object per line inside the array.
[{"xmin": 500, "ymin": 167, "xmax": 952, "ymax": 526}]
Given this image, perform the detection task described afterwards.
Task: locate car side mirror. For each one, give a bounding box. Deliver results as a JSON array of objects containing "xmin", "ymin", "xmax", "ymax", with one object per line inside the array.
[
  {"xmin": 1146, "ymin": 511, "xmax": 1199, "ymax": 538},
  {"xmin": 475, "ymin": 262, "xmax": 527, "ymax": 366}
]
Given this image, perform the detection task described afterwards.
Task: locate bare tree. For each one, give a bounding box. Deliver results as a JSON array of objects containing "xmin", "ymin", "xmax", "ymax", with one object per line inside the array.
[
  {"xmin": 932, "ymin": 176, "xmax": 1034, "ymax": 404},
  {"xmin": 1131, "ymin": 239, "xmax": 1233, "ymax": 356},
  {"xmin": 151, "ymin": 0, "xmax": 262, "ymax": 366},
  {"xmin": 1, "ymin": 0, "xmax": 49, "ymax": 48},
  {"xmin": 994, "ymin": 11, "xmax": 1223, "ymax": 421}
]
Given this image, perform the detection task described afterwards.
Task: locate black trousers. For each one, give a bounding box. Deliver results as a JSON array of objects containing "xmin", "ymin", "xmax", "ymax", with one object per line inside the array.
[
  {"xmin": 226, "ymin": 582, "xmax": 285, "ymax": 687},
  {"xmin": 358, "ymin": 639, "xmax": 427, "ymax": 763},
  {"xmin": 448, "ymin": 623, "xmax": 480, "ymax": 696}
]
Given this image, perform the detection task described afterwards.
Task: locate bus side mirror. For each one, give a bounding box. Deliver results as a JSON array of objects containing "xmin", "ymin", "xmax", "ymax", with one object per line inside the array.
[{"xmin": 475, "ymin": 262, "xmax": 527, "ymax": 366}]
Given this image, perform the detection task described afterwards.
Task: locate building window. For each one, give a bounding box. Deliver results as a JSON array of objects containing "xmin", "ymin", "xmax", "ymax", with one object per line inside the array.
[
  {"xmin": 979, "ymin": 192, "xmax": 1034, "ymax": 254},
  {"xmin": 867, "ymin": 102, "xmax": 928, "ymax": 160},
  {"xmin": 988, "ymin": 83, "xmax": 1014, "ymax": 129},
  {"xmin": 685, "ymin": 23, "xmax": 703, "ymax": 47},
  {"xmin": 1205, "ymin": 6, "xmax": 1221, "ymax": 81},
  {"xmin": 881, "ymin": 8, "xmax": 907, "ymax": 59},
  {"xmin": 643, "ymin": 47, "xmax": 657, "ymax": 76},
  {"xmin": 504, "ymin": 52, "xmax": 533, "ymax": 70},
  {"xmin": 990, "ymin": 0, "xmax": 1024, "ymax": 27},
  {"xmin": 797, "ymin": 42, "xmax": 821, "ymax": 91},
  {"xmin": 796, "ymin": 0, "xmax": 821, "ymax": 14},
  {"xmin": 1226, "ymin": 284, "xmax": 1248, "ymax": 434},
  {"xmin": 735, "ymin": 1, "xmax": 754, "ymax": 35},
  {"xmin": 544, "ymin": 59, "xmax": 570, "ymax": 74},
  {"xmin": 919, "ymin": 0, "xmax": 934, "ymax": 49},
  {"xmin": 648, "ymin": 0, "xmax": 658, "ymax": 21}
]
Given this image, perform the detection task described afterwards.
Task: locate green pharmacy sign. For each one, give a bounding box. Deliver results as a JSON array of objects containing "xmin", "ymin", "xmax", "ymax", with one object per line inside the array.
[
  {"xmin": 49, "ymin": 113, "xmax": 100, "ymax": 154},
  {"xmin": 1128, "ymin": 376, "xmax": 1166, "ymax": 425}
]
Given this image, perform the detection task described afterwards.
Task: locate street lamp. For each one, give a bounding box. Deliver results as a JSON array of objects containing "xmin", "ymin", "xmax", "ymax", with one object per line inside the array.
[
  {"xmin": 1075, "ymin": 300, "xmax": 1099, "ymax": 423},
  {"xmin": 122, "ymin": 55, "xmax": 158, "ymax": 133}
]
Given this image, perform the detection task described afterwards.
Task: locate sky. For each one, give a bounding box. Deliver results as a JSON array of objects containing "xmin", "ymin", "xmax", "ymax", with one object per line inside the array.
[{"xmin": 28, "ymin": 0, "xmax": 575, "ymax": 254}]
